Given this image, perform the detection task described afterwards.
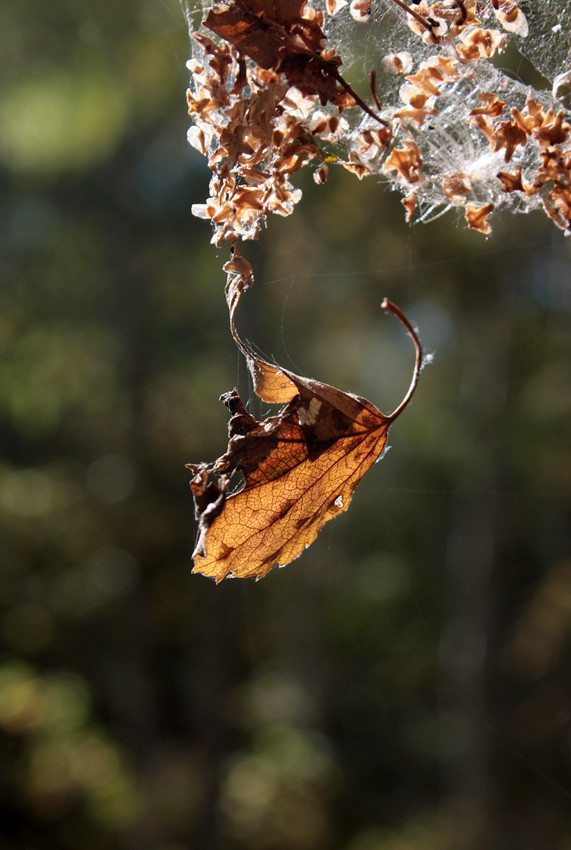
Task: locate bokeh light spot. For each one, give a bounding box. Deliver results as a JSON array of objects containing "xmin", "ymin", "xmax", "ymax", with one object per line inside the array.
[
  {"xmin": 4, "ymin": 603, "xmax": 54, "ymax": 654},
  {"xmin": 1, "ymin": 468, "xmax": 55, "ymax": 517},
  {"xmin": 86, "ymin": 454, "xmax": 136, "ymax": 503},
  {"xmin": 87, "ymin": 546, "xmax": 138, "ymax": 595}
]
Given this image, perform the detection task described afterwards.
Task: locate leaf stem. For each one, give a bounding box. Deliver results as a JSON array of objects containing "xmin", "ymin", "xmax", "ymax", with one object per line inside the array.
[
  {"xmin": 388, "ymin": 0, "xmax": 436, "ymax": 34},
  {"xmin": 381, "ymin": 298, "xmax": 423, "ymax": 420},
  {"xmin": 330, "ymin": 68, "xmax": 389, "ymax": 126}
]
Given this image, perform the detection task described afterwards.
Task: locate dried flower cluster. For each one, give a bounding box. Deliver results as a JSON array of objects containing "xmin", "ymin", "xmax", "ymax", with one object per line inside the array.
[
  {"xmin": 186, "ymin": 0, "xmax": 386, "ymax": 243},
  {"xmin": 187, "ymin": 0, "xmax": 571, "ymax": 238}
]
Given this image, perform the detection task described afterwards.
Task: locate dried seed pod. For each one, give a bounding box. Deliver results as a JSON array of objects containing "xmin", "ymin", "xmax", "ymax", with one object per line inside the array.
[{"xmin": 350, "ymin": 0, "xmax": 372, "ymax": 22}]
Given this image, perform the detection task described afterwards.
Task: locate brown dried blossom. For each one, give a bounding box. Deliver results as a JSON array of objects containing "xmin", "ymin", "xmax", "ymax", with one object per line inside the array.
[
  {"xmin": 534, "ymin": 109, "xmax": 570, "ymax": 148},
  {"xmin": 510, "ymin": 106, "xmax": 540, "ymax": 136},
  {"xmin": 313, "ymin": 163, "xmax": 329, "ymax": 183},
  {"xmin": 349, "ymin": 0, "xmax": 372, "ymax": 22},
  {"xmin": 326, "ymin": 0, "xmax": 346, "ymax": 14},
  {"xmin": 340, "ymin": 156, "xmax": 371, "ymax": 178},
  {"xmin": 403, "ymin": 1, "xmax": 445, "ymax": 43},
  {"xmin": 456, "ymin": 27, "xmax": 506, "ymax": 61},
  {"xmin": 404, "ymin": 56, "xmax": 459, "ymax": 97},
  {"xmin": 402, "ymin": 192, "xmax": 417, "ymax": 221},
  {"xmin": 496, "ymin": 167, "xmax": 523, "ymax": 193},
  {"xmin": 187, "ymin": 0, "xmax": 395, "ymax": 243},
  {"xmin": 383, "ymin": 141, "xmax": 424, "ymax": 185},
  {"xmin": 394, "ymin": 100, "xmax": 438, "ymax": 127},
  {"xmin": 469, "ymin": 92, "xmax": 505, "ymax": 117},
  {"xmin": 490, "ymin": 119, "xmax": 528, "ymax": 163},
  {"xmin": 542, "ymin": 183, "xmax": 571, "ymax": 232},
  {"xmin": 470, "ymin": 113, "xmax": 494, "ymax": 145},
  {"xmin": 535, "ymin": 148, "xmax": 571, "ymax": 232},
  {"xmin": 442, "ymin": 172, "xmax": 472, "ymax": 202},
  {"xmin": 381, "ymin": 51, "xmax": 413, "ymax": 75},
  {"xmin": 465, "ymin": 201, "xmax": 494, "ymax": 234},
  {"xmin": 490, "ymin": 0, "xmax": 527, "ymax": 36}
]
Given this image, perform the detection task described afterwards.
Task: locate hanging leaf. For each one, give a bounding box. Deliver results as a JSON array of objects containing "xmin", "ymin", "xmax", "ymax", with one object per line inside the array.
[{"xmin": 187, "ymin": 252, "xmax": 423, "ymax": 581}]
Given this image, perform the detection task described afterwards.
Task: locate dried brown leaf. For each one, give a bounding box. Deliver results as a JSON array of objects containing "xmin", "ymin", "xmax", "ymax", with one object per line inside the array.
[
  {"xmin": 205, "ymin": 0, "xmax": 307, "ymax": 69},
  {"xmin": 204, "ymin": 0, "xmax": 383, "ymax": 120},
  {"xmin": 187, "ymin": 253, "xmax": 423, "ymax": 581}
]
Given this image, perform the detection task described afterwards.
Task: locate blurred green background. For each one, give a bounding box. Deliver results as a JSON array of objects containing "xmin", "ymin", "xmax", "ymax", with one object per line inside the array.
[{"xmin": 1, "ymin": 1, "xmax": 570, "ymax": 848}]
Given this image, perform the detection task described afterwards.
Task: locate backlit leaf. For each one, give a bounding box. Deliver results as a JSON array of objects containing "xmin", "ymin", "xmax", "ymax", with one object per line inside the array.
[{"xmin": 187, "ymin": 252, "xmax": 423, "ymax": 581}]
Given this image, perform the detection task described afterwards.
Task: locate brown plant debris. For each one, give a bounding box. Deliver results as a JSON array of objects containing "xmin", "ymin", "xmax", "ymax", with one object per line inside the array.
[
  {"xmin": 496, "ymin": 166, "xmax": 523, "ymax": 193},
  {"xmin": 187, "ymin": 252, "xmax": 423, "ymax": 581},
  {"xmin": 465, "ymin": 200, "xmax": 494, "ymax": 234},
  {"xmin": 188, "ymin": 0, "xmax": 390, "ymax": 243},
  {"xmin": 187, "ymin": 0, "xmax": 571, "ymax": 236}
]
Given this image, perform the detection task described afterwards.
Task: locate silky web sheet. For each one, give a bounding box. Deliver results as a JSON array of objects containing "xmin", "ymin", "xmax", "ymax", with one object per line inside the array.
[{"xmin": 186, "ymin": 0, "xmax": 571, "ymax": 232}]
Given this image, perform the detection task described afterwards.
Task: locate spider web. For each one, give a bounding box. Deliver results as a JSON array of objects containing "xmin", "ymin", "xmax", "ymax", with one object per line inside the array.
[
  {"xmin": 320, "ymin": 0, "xmax": 571, "ymax": 220},
  {"xmin": 324, "ymin": 0, "xmax": 571, "ymax": 89},
  {"xmin": 516, "ymin": 0, "xmax": 571, "ymax": 84},
  {"xmin": 186, "ymin": 0, "xmax": 571, "ymax": 232}
]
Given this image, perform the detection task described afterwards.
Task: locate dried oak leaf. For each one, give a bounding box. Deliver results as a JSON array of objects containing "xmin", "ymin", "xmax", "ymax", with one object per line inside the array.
[{"xmin": 187, "ymin": 254, "xmax": 423, "ymax": 582}]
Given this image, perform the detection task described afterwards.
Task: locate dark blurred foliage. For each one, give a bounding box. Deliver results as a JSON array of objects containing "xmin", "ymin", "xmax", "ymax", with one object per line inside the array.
[{"xmin": 1, "ymin": 1, "xmax": 570, "ymax": 849}]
